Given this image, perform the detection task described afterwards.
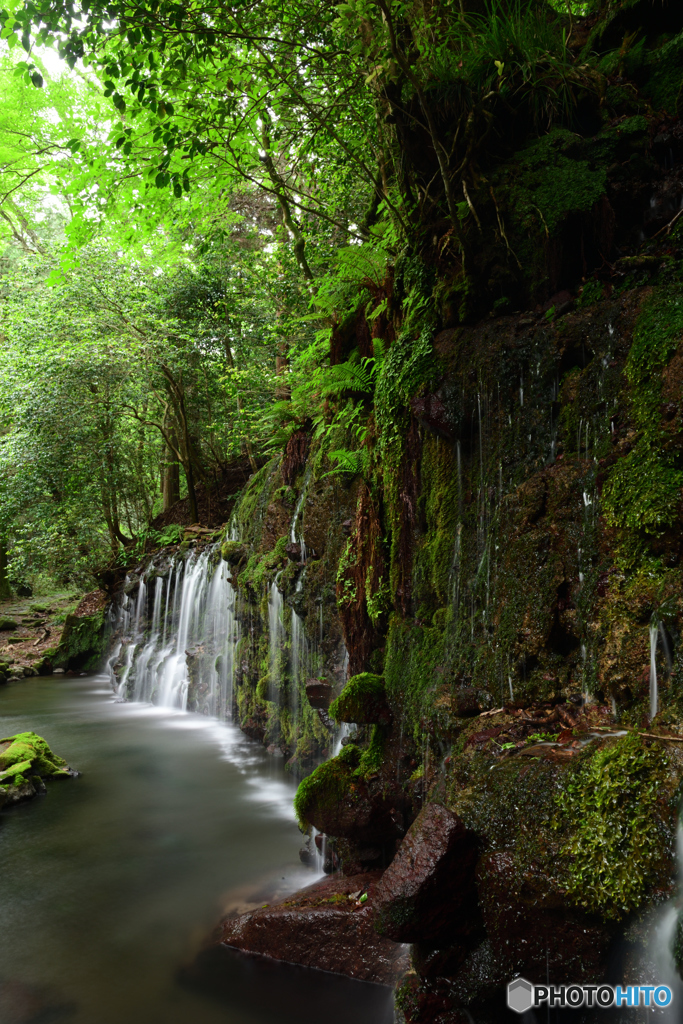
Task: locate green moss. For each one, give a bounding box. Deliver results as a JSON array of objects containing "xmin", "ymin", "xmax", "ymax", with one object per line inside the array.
[
  {"xmin": 273, "ymin": 485, "xmax": 296, "ymax": 507},
  {"xmin": 220, "ymin": 540, "xmax": 247, "ymax": 564},
  {"xmin": 329, "ymin": 673, "xmax": 388, "ymax": 723},
  {"xmin": 0, "ymin": 617, "xmax": 18, "ymax": 631},
  {"xmin": 641, "ymin": 32, "xmax": 683, "ymax": 114},
  {"xmin": 54, "ymin": 609, "xmax": 105, "ymax": 670},
  {"xmin": 627, "ymin": 289, "xmax": 683, "ymax": 403},
  {"xmin": 602, "ymin": 444, "xmax": 683, "ymax": 533},
  {"xmin": 503, "ymin": 129, "xmax": 608, "ymax": 238},
  {"xmin": 554, "ymin": 733, "xmax": 675, "ymax": 920},
  {"xmin": 414, "ymin": 434, "xmax": 461, "ymax": 609},
  {"xmin": 232, "ymin": 458, "xmax": 279, "ymax": 547},
  {"xmin": 237, "ymin": 536, "xmax": 288, "ymax": 592},
  {"xmin": 355, "ymin": 725, "xmax": 386, "ymax": 778},
  {"xmin": 384, "ymin": 614, "xmax": 448, "ymax": 737},
  {"xmin": 0, "ymin": 731, "xmax": 71, "ymax": 787},
  {"xmin": 293, "ymin": 744, "xmax": 360, "ymax": 828},
  {"xmin": 603, "ymin": 289, "xmax": 683, "ymax": 537}
]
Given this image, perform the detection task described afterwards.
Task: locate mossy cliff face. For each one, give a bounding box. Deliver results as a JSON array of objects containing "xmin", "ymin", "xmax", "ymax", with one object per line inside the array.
[
  {"xmin": 202, "ymin": 15, "xmax": 683, "ymax": 1010},
  {"xmin": 276, "ymin": 168, "xmax": 683, "ymax": 1024},
  {"xmin": 223, "ymin": 444, "xmax": 361, "ymax": 774}
]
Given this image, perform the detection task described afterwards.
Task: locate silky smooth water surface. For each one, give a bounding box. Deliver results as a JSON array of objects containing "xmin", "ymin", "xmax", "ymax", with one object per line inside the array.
[{"xmin": 0, "ymin": 675, "xmax": 394, "ymax": 1024}]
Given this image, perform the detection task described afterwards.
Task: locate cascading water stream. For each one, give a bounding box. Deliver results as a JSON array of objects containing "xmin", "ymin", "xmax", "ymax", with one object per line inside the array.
[
  {"xmin": 268, "ymin": 577, "xmax": 285, "ymax": 704},
  {"xmin": 647, "ymin": 821, "xmax": 683, "ymax": 1020},
  {"xmin": 290, "ymin": 463, "xmax": 313, "ymax": 564},
  {"xmin": 112, "ymin": 545, "xmax": 240, "ymax": 720}
]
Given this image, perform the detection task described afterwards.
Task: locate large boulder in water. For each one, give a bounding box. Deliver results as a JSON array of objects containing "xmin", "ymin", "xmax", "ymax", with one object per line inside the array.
[
  {"xmin": 216, "ymin": 870, "xmax": 409, "ymax": 984},
  {"xmin": 293, "ymin": 744, "xmax": 409, "ymax": 846},
  {"xmin": 0, "ymin": 731, "xmax": 78, "ymax": 805}
]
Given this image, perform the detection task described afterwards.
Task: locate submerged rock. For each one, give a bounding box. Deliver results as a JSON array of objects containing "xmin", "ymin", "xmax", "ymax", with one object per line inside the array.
[{"xmin": 217, "ymin": 871, "xmax": 409, "ymax": 984}]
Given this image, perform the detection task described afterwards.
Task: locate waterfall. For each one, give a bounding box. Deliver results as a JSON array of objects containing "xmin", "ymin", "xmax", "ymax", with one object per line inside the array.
[
  {"xmin": 647, "ymin": 821, "xmax": 683, "ymax": 1020},
  {"xmin": 290, "ymin": 463, "xmax": 313, "ymax": 563},
  {"xmin": 650, "ymin": 621, "xmax": 659, "ymax": 722},
  {"xmin": 268, "ymin": 579, "xmax": 284, "ymax": 703},
  {"xmin": 111, "ymin": 546, "xmax": 239, "ymax": 720}
]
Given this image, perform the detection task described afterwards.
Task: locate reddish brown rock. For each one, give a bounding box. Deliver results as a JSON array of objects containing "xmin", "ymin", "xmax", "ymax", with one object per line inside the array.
[
  {"xmin": 217, "ymin": 871, "xmax": 408, "ymax": 984},
  {"xmin": 305, "ymin": 679, "xmax": 333, "ymax": 710},
  {"xmin": 476, "ymin": 850, "xmax": 614, "ymax": 981},
  {"xmin": 373, "ymin": 802, "xmax": 480, "ymax": 944}
]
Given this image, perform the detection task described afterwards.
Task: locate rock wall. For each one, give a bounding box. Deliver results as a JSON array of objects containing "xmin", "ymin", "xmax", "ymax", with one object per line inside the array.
[{"xmin": 217, "ymin": 107, "xmax": 683, "ymax": 1022}]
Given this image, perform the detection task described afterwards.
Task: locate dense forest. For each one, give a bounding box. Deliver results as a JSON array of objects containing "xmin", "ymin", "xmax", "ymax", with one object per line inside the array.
[
  {"xmin": 0, "ymin": 0, "xmax": 653, "ymax": 591},
  {"xmin": 3, "ymin": 0, "xmax": 683, "ymax": 1020}
]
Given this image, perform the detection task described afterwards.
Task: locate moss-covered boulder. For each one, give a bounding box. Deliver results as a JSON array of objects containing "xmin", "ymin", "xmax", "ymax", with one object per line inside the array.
[
  {"xmin": 0, "ymin": 731, "xmax": 78, "ymax": 805},
  {"xmin": 294, "ymin": 743, "xmax": 408, "ymax": 846},
  {"xmin": 329, "ymin": 673, "xmax": 392, "ymax": 725},
  {"xmin": 0, "ymin": 617, "xmax": 18, "ymax": 631},
  {"xmin": 389, "ymin": 726, "xmax": 682, "ymax": 1018},
  {"xmin": 220, "ymin": 540, "xmax": 247, "ymax": 565},
  {"xmin": 54, "ymin": 609, "xmax": 106, "ymax": 671}
]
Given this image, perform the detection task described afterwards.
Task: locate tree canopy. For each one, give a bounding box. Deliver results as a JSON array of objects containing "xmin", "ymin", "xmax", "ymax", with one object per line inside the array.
[{"xmin": 0, "ymin": 0, "xmax": 680, "ymax": 587}]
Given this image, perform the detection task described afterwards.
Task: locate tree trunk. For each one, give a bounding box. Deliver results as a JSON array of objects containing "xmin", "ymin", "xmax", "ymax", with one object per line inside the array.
[
  {"xmin": 0, "ymin": 540, "xmax": 11, "ymax": 601},
  {"xmin": 162, "ymin": 445, "xmax": 181, "ymax": 511},
  {"xmin": 185, "ymin": 463, "xmax": 199, "ymax": 524}
]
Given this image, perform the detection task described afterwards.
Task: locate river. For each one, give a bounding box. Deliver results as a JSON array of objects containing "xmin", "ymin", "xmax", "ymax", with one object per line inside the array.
[{"xmin": 0, "ymin": 674, "xmax": 395, "ymax": 1024}]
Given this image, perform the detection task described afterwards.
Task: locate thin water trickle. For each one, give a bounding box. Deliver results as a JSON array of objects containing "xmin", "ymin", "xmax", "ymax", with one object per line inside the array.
[
  {"xmin": 268, "ymin": 578, "xmax": 284, "ymax": 704},
  {"xmin": 290, "ymin": 463, "xmax": 313, "ymax": 564},
  {"xmin": 650, "ymin": 621, "xmax": 659, "ymax": 722}
]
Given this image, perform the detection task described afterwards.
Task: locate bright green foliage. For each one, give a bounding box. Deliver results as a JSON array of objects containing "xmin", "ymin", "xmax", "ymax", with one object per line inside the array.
[
  {"xmin": 602, "ymin": 445, "xmax": 683, "ymax": 533},
  {"xmin": 603, "ymin": 290, "xmax": 683, "ymax": 535},
  {"xmin": 555, "ymin": 734, "xmax": 674, "ymax": 919}
]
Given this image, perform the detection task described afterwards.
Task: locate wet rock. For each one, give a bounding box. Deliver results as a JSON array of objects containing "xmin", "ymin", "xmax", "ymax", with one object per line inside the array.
[
  {"xmin": 221, "ymin": 540, "xmax": 247, "ymax": 565},
  {"xmin": 411, "ymin": 391, "xmax": 454, "ymax": 440},
  {"xmin": 329, "ymin": 673, "xmax": 392, "ymax": 725},
  {"xmin": 317, "ymin": 708, "xmax": 334, "ymax": 730},
  {"xmin": 217, "ymin": 871, "xmax": 409, "ymax": 984},
  {"xmin": 2, "ymin": 779, "xmax": 37, "ymax": 804},
  {"xmin": 0, "ymin": 731, "xmax": 78, "ymax": 808},
  {"xmin": 298, "ymin": 838, "xmax": 316, "ymax": 868},
  {"xmin": 305, "ymin": 679, "xmax": 333, "ymax": 710},
  {"xmin": 294, "ymin": 746, "xmax": 409, "ymax": 846},
  {"xmin": 373, "ymin": 803, "xmax": 480, "ymax": 944},
  {"xmin": 284, "ymin": 542, "xmax": 302, "ymax": 563},
  {"xmin": 476, "ymin": 849, "xmax": 613, "ymax": 981}
]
